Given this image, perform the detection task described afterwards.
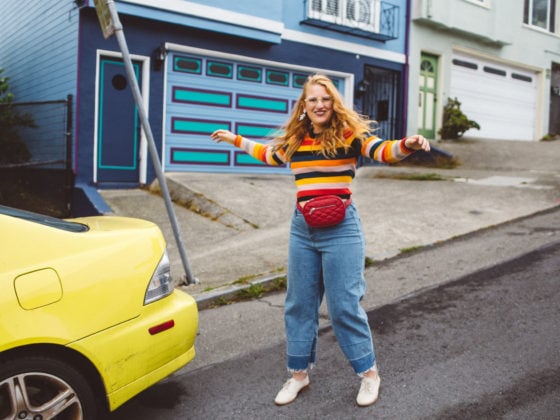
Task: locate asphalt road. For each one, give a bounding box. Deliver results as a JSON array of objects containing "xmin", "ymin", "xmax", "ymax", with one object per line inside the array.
[{"xmin": 110, "ymin": 235, "xmax": 560, "ymax": 419}]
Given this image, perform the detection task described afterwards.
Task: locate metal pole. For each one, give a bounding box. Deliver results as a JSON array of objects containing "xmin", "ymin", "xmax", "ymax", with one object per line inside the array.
[
  {"xmin": 105, "ymin": 1, "xmax": 197, "ymax": 284},
  {"xmin": 66, "ymin": 94, "xmax": 74, "ymax": 217}
]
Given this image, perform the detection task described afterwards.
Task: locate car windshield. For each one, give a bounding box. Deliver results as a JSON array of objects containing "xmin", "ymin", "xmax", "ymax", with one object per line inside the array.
[{"xmin": 0, "ymin": 205, "xmax": 89, "ymax": 232}]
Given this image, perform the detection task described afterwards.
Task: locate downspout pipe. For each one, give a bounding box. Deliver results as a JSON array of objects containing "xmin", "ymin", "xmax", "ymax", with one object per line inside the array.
[{"xmin": 402, "ymin": 0, "xmax": 411, "ymax": 137}]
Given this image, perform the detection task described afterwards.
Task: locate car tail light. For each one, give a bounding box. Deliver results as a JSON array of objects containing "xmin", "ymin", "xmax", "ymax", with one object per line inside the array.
[{"xmin": 144, "ymin": 251, "xmax": 173, "ymax": 304}]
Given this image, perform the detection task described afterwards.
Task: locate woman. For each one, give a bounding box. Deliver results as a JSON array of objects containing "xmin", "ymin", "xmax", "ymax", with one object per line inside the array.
[{"xmin": 210, "ymin": 74, "xmax": 430, "ymax": 407}]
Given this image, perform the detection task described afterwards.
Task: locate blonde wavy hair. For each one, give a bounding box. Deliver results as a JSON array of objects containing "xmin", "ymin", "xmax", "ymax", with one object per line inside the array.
[{"xmin": 272, "ymin": 74, "xmax": 374, "ymax": 160}]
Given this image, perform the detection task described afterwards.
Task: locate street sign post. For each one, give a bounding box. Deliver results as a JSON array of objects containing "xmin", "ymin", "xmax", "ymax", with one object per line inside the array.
[{"xmin": 93, "ymin": 0, "xmax": 197, "ymax": 285}]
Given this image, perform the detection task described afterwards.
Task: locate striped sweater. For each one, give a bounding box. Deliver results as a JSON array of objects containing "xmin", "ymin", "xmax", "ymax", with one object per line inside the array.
[{"xmin": 234, "ymin": 130, "xmax": 413, "ymax": 202}]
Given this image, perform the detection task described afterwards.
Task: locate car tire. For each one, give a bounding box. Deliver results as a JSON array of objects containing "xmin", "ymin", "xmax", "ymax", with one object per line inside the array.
[{"xmin": 0, "ymin": 354, "xmax": 99, "ymax": 420}]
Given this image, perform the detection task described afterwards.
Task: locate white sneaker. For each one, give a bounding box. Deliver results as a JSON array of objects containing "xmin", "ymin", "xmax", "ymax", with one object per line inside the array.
[
  {"xmin": 274, "ymin": 376, "xmax": 310, "ymax": 405},
  {"xmin": 356, "ymin": 375, "xmax": 380, "ymax": 407}
]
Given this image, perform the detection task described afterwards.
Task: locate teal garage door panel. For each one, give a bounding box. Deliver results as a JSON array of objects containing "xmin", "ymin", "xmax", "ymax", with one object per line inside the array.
[{"xmin": 164, "ymin": 52, "xmax": 344, "ymax": 174}]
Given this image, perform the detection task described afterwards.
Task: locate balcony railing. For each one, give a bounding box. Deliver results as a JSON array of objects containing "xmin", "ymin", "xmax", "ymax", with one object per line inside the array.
[{"xmin": 302, "ymin": 0, "xmax": 399, "ymax": 41}]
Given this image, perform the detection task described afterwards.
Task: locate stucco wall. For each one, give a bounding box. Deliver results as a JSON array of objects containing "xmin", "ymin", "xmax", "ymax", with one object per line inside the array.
[{"xmin": 407, "ymin": 0, "xmax": 559, "ymax": 140}]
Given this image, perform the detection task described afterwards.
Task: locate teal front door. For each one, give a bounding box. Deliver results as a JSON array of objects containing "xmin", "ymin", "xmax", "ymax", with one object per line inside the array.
[{"xmin": 96, "ymin": 57, "xmax": 141, "ymax": 184}]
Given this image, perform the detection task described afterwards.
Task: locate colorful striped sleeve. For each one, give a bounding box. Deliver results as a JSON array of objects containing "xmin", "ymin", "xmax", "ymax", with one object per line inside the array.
[
  {"xmin": 361, "ymin": 136, "xmax": 414, "ymax": 164},
  {"xmin": 234, "ymin": 135, "xmax": 286, "ymax": 166}
]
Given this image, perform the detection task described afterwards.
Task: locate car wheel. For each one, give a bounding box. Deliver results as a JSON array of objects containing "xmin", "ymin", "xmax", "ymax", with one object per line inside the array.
[{"xmin": 0, "ymin": 354, "xmax": 99, "ymax": 420}]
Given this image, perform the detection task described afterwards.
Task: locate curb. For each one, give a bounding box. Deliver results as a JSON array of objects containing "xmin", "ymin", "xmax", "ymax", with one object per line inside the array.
[
  {"xmin": 183, "ymin": 204, "xmax": 560, "ymax": 311},
  {"xmin": 181, "ymin": 273, "xmax": 286, "ymax": 311}
]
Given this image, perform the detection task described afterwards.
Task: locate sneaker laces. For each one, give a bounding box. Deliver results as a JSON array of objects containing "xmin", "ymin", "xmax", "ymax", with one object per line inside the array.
[
  {"xmin": 281, "ymin": 379, "xmax": 294, "ymax": 391},
  {"xmin": 360, "ymin": 377, "xmax": 377, "ymax": 393}
]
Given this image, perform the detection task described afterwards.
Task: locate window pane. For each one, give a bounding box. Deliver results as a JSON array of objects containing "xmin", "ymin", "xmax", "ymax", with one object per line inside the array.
[
  {"xmin": 326, "ymin": 0, "xmax": 339, "ymax": 16},
  {"xmin": 551, "ymin": 0, "xmax": 556, "ymax": 31},
  {"xmin": 531, "ymin": 0, "xmax": 549, "ymax": 29},
  {"xmin": 347, "ymin": 0, "xmax": 370, "ymax": 23}
]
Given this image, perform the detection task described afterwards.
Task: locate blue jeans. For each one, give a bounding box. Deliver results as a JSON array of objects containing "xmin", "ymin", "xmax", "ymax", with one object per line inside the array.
[{"xmin": 285, "ymin": 202, "xmax": 376, "ymax": 375}]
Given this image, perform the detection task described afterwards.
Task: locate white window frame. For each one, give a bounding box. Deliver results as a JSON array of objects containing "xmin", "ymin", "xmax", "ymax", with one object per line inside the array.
[
  {"xmin": 308, "ymin": 0, "xmax": 381, "ymax": 33},
  {"xmin": 524, "ymin": 0, "xmax": 557, "ymax": 32},
  {"xmin": 462, "ymin": 0, "xmax": 491, "ymax": 8}
]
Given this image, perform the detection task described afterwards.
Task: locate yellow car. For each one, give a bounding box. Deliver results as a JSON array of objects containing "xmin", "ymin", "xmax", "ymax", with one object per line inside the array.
[{"xmin": 0, "ymin": 205, "xmax": 198, "ymax": 418}]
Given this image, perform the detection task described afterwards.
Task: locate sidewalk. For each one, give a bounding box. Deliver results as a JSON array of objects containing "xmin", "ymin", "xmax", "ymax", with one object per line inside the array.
[{"xmin": 99, "ymin": 138, "xmax": 560, "ymax": 305}]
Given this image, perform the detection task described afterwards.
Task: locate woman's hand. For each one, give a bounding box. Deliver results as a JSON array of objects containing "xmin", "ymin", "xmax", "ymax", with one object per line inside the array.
[
  {"xmin": 210, "ymin": 129, "xmax": 237, "ymax": 145},
  {"xmin": 404, "ymin": 135, "xmax": 431, "ymax": 152}
]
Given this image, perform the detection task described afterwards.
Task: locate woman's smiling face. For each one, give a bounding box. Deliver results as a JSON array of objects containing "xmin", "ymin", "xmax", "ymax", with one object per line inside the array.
[{"xmin": 304, "ymin": 83, "xmax": 334, "ymax": 133}]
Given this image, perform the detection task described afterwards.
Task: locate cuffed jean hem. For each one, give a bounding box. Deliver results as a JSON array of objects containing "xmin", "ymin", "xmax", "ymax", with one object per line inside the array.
[
  {"xmin": 287, "ymin": 363, "xmax": 315, "ymax": 374},
  {"xmin": 349, "ymin": 353, "xmax": 376, "ymax": 376},
  {"xmin": 357, "ymin": 363, "xmax": 378, "ymax": 378},
  {"xmin": 287, "ymin": 354, "xmax": 316, "ymax": 372}
]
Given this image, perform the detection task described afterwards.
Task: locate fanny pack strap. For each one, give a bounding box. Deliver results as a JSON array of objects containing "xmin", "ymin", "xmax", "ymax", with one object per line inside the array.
[{"xmin": 297, "ymin": 196, "xmax": 352, "ymax": 212}]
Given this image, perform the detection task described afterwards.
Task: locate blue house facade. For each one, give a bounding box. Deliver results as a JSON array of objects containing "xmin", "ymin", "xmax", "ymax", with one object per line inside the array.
[{"xmin": 1, "ymin": 0, "xmax": 409, "ymax": 195}]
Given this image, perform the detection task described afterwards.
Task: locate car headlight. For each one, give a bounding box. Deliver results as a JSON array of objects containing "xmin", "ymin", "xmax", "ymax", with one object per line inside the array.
[{"xmin": 144, "ymin": 251, "xmax": 173, "ymax": 304}]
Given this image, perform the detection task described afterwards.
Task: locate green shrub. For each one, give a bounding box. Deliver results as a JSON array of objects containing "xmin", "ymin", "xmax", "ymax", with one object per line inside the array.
[
  {"xmin": 438, "ymin": 97, "xmax": 480, "ymax": 140},
  {"xmin": 0, "ymin": 68, "xmax": 35, "ymax": 164}
]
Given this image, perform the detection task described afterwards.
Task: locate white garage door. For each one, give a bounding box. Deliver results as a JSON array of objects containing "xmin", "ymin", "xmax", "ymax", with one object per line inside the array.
[
  {"xmin": 163, "ymin": 50, "xmax": 348, "ymax": 174},
  {"xmin": 449, "ymin": 53, "xmax": 537, "ymax": 141}
]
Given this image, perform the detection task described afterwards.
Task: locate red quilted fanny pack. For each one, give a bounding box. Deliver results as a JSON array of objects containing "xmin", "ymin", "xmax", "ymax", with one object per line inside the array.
[{"xmin": 297, "ymin": 195, "xmax": 352, "ymax": 228}]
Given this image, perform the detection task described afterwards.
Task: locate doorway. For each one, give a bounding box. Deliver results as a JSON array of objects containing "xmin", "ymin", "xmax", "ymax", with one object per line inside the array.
[
  {"xmin": 418, "ymin": 53, "xmax": 438, "ymax": 139},
  {"xmin": 549, "ymin": 62, "xmax": 560, "ymax": 135},
  {"xmin": 360, "ymin": 65, "xmax": 401, "ymax": 141},
  {"xmin": 95, "ymin": 56, "xmax": 142, "ymax": 184}
]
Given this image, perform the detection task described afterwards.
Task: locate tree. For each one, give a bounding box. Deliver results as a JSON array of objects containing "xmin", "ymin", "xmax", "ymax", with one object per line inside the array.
[{"xmin": 0, "ymin": 68, "xmax": 35, "ymax": 164}]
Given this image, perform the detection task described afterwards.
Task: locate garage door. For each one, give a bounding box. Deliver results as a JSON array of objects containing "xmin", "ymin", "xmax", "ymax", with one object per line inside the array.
[
  {"xmin": 449, "ymin": 53, "xmax": 537, "ymax": 141},
  {"xmin": 163, "ymin": 50, "xmax": 347, "ymax": 174}
]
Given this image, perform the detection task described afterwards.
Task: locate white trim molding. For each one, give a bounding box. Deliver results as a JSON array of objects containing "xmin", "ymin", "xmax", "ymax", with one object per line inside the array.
[
  {"xmin": 93, "ymin": 49, "xmax": 150, "ymax": 184},
  {"xmin": 282, "ymin": 29, "xmax": 405, "ymax": 64},
  {"xmin": 118, "ymin": 0, "xmax": 284, "ymax": 36}
]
